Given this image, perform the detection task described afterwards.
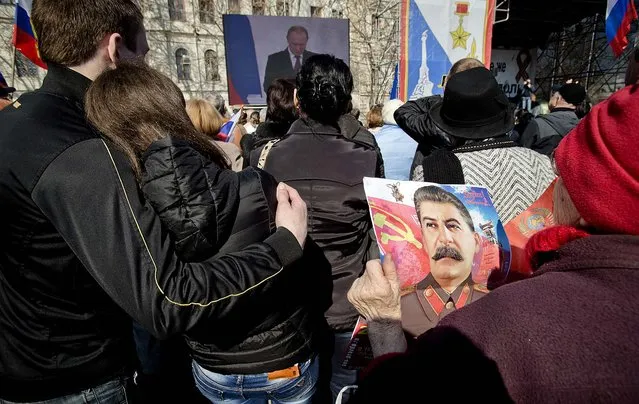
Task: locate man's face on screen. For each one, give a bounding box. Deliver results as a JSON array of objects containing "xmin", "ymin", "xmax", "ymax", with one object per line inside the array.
[{"xmin": 287, "ymin": 31, "xmax": 308, "ymax": 56}]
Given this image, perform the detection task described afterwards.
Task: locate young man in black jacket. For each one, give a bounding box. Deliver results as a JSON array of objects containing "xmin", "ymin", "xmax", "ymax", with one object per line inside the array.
[{"xmin": 0, "ymin": 1, "xmax": 308, "ymax": 402}]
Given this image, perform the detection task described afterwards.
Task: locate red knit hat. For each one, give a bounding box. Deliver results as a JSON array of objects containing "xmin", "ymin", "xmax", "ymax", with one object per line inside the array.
[{"xmin": 554, "ymin": 85, "xmax": 639, "ymax": 235}]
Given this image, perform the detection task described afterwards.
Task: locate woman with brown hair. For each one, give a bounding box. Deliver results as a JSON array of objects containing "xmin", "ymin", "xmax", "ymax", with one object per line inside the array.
[
  {"xmin": 243, "ymin": 78, "xmax": 298, "ymax": 166},
  {"xmin": 85, "ymin": 63, "xmax": 328, "ymax": 404},
  {"xmin": 186, "ymin": 98, "xmax": 243, "ymax": 171}
]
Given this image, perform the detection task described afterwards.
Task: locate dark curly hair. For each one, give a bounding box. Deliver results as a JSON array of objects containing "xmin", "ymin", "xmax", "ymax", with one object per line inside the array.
[
  {"xmin": 296, "ymin": 54, "xmax": 353, "ymax": 124},
  {"xmin": 266, "ymin": 78, "xmax": 297, "ymax": 125}
]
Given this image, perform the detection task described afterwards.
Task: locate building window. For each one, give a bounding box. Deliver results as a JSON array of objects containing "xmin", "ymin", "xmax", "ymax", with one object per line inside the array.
[
  {"xmin": 168, "ymin": 0, "xmax": 186, "ymax": 21},
  {"xmin": 228, "ymin": 0, "xmax": 240, "ymax": 13},
  {"xmin": 311, "ymin": 6, "xmax": 323, "ymax": 17},
  {"xmin": 331, "ymin": 9, "xmax": 343, "ymax": 18},
  {"xmin": 175, "ymin": 48, "xmax": 191, "ymax": 80},
  {"xmin": 252, "ymin": 0, "xmax": 265, "ymax": 15},
  {"xmin": 276, "ymin": 1, "xmax": 290, "ymax": 16},
  {"xmin": 199, "ymin": 0, "xmax": 215, "ymax": 23},
  {"xmin": 205, "ymin": 50, "xmax": 220, "ymax": 82},
  {"xmin": 371, "ymin": 14, "xmax": 380, "ymax": 37},
  {"xmin": 15, "ymin": 52, "xmax": 38, "ymax": 77}
]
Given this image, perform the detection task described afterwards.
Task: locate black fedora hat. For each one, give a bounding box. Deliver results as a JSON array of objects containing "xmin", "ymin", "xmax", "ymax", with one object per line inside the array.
[{"xmin": 429, "ymin": 67, "xmax": 514, "ymax": 140}]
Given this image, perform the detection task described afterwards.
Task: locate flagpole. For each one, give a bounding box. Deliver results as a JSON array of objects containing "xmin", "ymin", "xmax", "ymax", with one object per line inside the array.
[
  {"xmin": 11, "ymin": 46, "xmax": 17, "ymax": 88},
  {"xmin": 11, "ymin": 0, "xmax": 17, "ymax": 88}
]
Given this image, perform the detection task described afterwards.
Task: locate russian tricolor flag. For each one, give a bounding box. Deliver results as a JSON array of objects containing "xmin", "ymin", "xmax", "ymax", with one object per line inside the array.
[
  {"xmin": 217, "ymin": 108, "xmax": 243, "ymax": 143},
  {"xmin": 606, "ymin": 0, "xmax": 638, "ymax": 57},
  {"xmin": 12, "ymin": 0, "xmax": 46, "ymax": 69}
]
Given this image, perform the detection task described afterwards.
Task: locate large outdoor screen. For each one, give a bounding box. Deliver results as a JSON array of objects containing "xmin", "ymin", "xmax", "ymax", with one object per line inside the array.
[{"xmin": 223, "ymin": 14, "xmax": 350, "ymax": 105}]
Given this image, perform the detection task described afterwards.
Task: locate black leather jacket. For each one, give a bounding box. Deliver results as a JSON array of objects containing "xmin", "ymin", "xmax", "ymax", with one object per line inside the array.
[
  {"xmin": 141, "ymin": 138, "xmax": 330, "ymax": 374},
  {"xmin": 251, "ymin": 115, "xmax": 384, "ymax": 331},
  {"xmin": 393, "ymin": 95, "xmax": 455, "ymax": 176},
  {"xmin": 0, "ymin": 65, "xmax": 302, "ymax": 401}
]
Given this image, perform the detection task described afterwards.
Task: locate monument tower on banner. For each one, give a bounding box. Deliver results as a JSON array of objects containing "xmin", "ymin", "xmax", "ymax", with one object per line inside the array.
[
  {"xmin": 410, "ymin": 31, "xmax": 434, "ymax": 100},
  {"xmin": 398, "ymin": 0, "xmax": 496, "ymax": 101}
]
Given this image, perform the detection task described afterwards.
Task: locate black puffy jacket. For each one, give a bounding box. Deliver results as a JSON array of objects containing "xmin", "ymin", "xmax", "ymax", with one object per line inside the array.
[
  {"xmin": 0, "ymin": 66, "xmax": 301, "ymax": 402},
  {"xmin": 393, "ymin": 95, "xmax": 455, "ymax": 176},
  {"xmin": 250, "ymin": 115, "xmax": 384, "ymax": 331},
  {"xmin": 141, "ymin": 138, "xmax": 330, "ymax": 374}
]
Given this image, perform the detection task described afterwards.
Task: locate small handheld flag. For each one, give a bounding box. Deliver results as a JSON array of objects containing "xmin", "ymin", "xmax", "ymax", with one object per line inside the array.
[{"xmin": 217, "ymin": 108, "xmax": 243, "ymax": 143}]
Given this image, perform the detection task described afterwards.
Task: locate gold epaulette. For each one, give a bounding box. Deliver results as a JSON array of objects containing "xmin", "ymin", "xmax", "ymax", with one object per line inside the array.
[{"xmin": 400, "ymin": 285, "xmax": 417, "ymax": 297}]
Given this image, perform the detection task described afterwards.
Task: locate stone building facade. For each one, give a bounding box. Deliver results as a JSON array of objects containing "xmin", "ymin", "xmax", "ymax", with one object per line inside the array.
[{"xmin": 0, "ymin": 0, "xmax": 398, "ymax": 111}]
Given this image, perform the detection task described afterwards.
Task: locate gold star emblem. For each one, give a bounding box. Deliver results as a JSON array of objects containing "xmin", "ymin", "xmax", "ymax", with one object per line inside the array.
[{"xmin": 450, "ymin": 23, "xmax": 471, "ymax": 49}]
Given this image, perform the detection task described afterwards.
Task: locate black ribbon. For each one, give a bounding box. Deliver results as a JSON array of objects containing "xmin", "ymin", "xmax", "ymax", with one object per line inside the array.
[{"xmin": 515, "ymin": 49, "xmax": 532, "ymax": 82}]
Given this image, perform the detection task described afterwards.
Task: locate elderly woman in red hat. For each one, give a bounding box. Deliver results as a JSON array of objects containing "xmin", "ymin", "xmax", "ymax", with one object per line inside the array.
[{"xmin": 346, "ymin": 84, "xmax": 639, "ymax": 403}]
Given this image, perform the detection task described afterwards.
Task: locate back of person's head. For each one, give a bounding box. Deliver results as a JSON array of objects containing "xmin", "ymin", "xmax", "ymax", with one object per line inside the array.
[
  {"xmin": 32, "ymin": 0, "xmax": 144, "ymax": 67},
  {"xmin": 350, "ymin": 327, "xmax": 512, "ymax": 403},
  {"xmin": 205, "ymin": 92, "xmax": 229, "ymax": 117},
  {"xmin": 555, "ymin": 83, "xmax": 586, "ymax": 109},
  {"xmin": 366, "ymin": 104, "xmax": 383, "ymax": 129},
  {"xmin": 430, "ymin": 66, "xmax": 513, "ymax": 141},
  {"xmin": 249, "ymin": 111, "xmax": 260, "ymax": 125},
  {"xmin": 186, "ymin": 99, "xmax": 226, "ymax": 139},
  {"xmin": 445, "ymin": 58, "xmax": 484, "ymax": 87},
  {"xmin": 296, "ymin": 54, "xmax": 353, "ymax": 124},
  {"xmin": 239, "ymin": 111, "xmax": 248, "ymax": 125},
  {"xmin": 85, "ymin": 63, "xmax": 229, "ymax": 178},
  {"xmin": 266, "ymin": 78, "xmax": 297, "ymax": 125},
  {"xmin": 382, "ymin": 99, "xmax": 405, "ymax": 125}
]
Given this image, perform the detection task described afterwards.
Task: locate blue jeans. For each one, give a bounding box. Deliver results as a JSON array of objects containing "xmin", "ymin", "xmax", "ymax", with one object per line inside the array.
[
  {"xmin": 192, "ymin": 357, "xmax": 318, "ymax": 404},
  {"xmin": 521, "ymin": 97, "xmax": 532, "ymax": 112},
  {"xmin": 0, "ymin": 378, "xmax": 128, "ymax": 404},
  {"xmin": 330, "ymin": 332, "xmax": 358, "ymax": 403}
]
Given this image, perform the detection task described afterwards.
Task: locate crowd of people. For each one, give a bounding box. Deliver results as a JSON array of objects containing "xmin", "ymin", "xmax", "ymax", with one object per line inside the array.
[{"xmin": 1, "ymin": 1, "xmax": 639, "ymax": 403}]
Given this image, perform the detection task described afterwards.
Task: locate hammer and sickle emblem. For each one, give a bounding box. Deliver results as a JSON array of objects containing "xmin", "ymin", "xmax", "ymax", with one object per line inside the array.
[{"xmin": 371, "ymin": 202, "xmax": 422, "ymax": 250}]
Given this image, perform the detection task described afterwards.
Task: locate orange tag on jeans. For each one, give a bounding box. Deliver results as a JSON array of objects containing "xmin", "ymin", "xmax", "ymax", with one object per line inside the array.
[{"xmin": 267, "ymin": 364, "xmax": 300, "ymax": 380}]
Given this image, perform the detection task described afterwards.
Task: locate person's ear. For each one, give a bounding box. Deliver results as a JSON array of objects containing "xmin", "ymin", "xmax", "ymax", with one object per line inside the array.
[
  {"xmin": 106, "ymin": 33, "xmax": 124, "ymax": 67},
  {"xmin": 294, "ymin": 88, "xmax": 300, "ymax": 110}
]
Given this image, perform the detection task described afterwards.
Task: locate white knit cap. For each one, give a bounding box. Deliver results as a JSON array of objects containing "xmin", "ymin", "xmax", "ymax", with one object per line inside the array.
[{"xmin": 382, "ymin": 99, "xmax": 405, "ymax": 125}]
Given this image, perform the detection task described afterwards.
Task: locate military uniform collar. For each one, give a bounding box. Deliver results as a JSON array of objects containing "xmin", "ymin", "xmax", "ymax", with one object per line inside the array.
[
  {"xmin": 418, "ymin": 273, "xmax": 474, "ymax": 315},
  {"xmin": 40, "ymin": 64, "xmax": 92, "ymax": 108}
]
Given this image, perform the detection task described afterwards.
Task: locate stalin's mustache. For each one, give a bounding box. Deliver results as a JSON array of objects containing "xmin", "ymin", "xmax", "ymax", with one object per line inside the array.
[{"xmin": 432, "ymin": 246, "xmax": 463, "ymax": 261}]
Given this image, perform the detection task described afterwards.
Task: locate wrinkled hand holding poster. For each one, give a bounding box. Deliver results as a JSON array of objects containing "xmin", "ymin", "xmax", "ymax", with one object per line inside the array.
[{"xmin": 343, "ymin": 178, "xmax": 510, "ymax": 369}]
